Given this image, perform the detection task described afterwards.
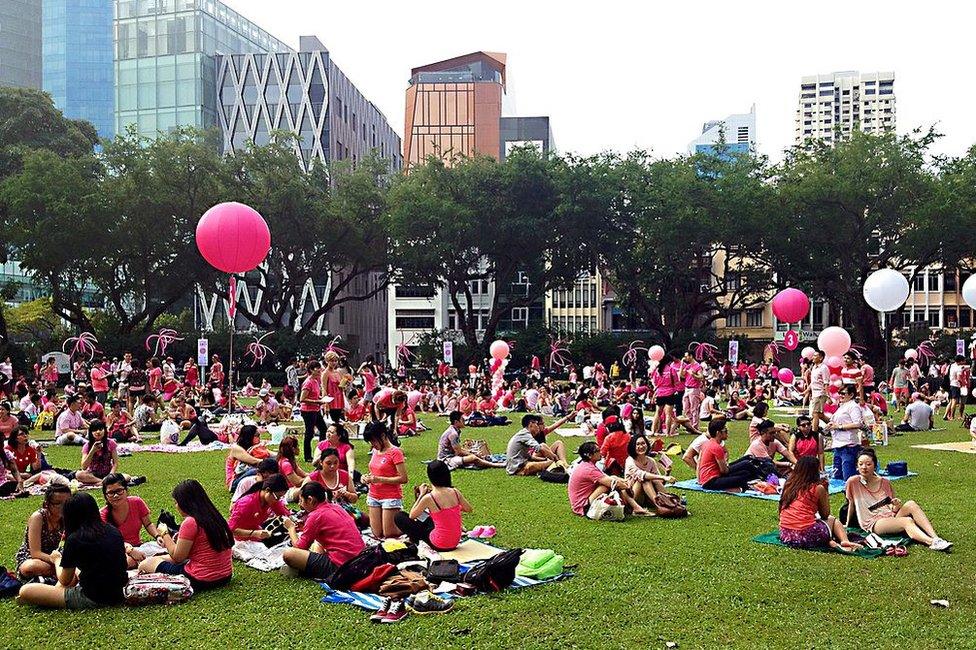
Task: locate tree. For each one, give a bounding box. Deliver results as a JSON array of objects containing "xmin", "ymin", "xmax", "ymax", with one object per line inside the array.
[
  {"xmin": 388, "ymin": 148, "xmax": 595, "ymax": 352},
  {"xmin": 210, "ymin": 138, "xmax": 394, "ymax": 339},
  {"xmin": 5, "ymin": 297, "xmax": 70, "ymax": 361},
  {"xmin": 765, "ymin": 130, "xmax": 943, "ymax": 362},
  {"xmin": 595, "ymin": 148, "xmax": 776, "ymax": 347}
]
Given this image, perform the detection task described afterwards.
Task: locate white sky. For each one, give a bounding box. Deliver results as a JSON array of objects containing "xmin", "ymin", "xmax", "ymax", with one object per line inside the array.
[{"xmin": 225, "ymin": 0, "xmax": 976, "ymax": 160}]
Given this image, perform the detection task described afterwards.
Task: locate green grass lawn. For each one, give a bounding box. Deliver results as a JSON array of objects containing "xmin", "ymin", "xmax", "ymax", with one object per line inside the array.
[{"xmin": 2, "ymin": 410, "xmax": 975, "ymax": 649}]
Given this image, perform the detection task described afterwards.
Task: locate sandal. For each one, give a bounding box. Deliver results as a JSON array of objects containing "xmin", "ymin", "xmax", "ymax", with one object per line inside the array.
[{"xmin": 886, "ymin": 545, "xmax": 908, "ymax": 557}]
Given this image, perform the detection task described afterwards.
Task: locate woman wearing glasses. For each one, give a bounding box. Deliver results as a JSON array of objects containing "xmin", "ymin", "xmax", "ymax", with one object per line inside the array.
[
  {"xmin": 788, "ymin": 415, "xmax": 824, "ymax": 471},
  {"xmin": 823, "ymin": 386, "xmax": 864, "ymax": 481},
  {"xmin": 100, "ymin": 473, "xmax": 160, "ymax": 569}
]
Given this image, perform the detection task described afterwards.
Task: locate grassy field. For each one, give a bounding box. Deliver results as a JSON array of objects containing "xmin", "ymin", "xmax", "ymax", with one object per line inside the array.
[{"xmin": 2, "ymin": 410, "xmax": 974, "ymax": 650}]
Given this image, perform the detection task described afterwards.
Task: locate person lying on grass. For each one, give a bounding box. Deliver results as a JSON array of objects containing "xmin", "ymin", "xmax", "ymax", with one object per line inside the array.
[
  {"xmin": 625, "ymin": 434, "xmax": 677, "ymax": 509},
  {"xmin": 231, "ymin": 457, "xmax": 279, "ymax": 505},
  {"xmin": 18, "ymin": 492, "xmax": 127, "ymax": 610},
  {"xmin": 14, "ymin": 484, "xmax": 70, "ymax": 581},
  {"xmin": 505, "ymin": 413, "xmax": 574, "ymax": 477},
  {"xmin": 394, "ymin": 460, "xmax": 473, "ymax": 551},
  {"xmin": 361, "ymin": 421, "xmax": 407, "ymax": 539},
  {"xmin": 569, "ymin": 442, "xmax": 651, "ymax": 517},
  {"xmin": 778, "ymin": 457, "xmax": 862, "ymax": 553},
  {"xmin": 696, "ymin": 418, "xmax": 753, "ymax": 493},
  {"xmin": 228, "ymin": 473, "xmax": 291, "ymax": 541},
  {"xmin": 100, "ymin": 473, "xmax": 161, "ymax": 569},
  {"xmin": 281, "ymin": 481, "xmax": 365, "ymax": 582},
  {"xmin": 140, "ymin": 479, "xmax": 234, "ymax": 591},
  {"xmin": 437, "ymin": 411, "xmax": 505, "ymax": 470},
  {"xmin": 844, "ymin": 450, "xmax": 953, "ymax": 552}
]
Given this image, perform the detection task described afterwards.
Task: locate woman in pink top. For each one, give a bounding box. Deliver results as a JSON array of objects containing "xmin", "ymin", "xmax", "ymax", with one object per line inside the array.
[
  {"xmin": 100, "ymin": 473, "xmax": 160, "ymax": 568},
  {"xmin": 844, "ymin": 450, "xmax": 952, "ymax": 551},
  {"xmin": 394, "ymin": 460, "xmax": 472, "ymax": 551},
  {"xmin": 651, "ymin": 353, "xmax": 681, "ymax": 436},
  {"xmin": 228, "ymin": 474, "xmax": 291, "ymax": 541},
  {"xmin": 361, "ymin": 421, "xmax": 407, "ymax": 539},
  {"xmin": 140, "ymin": 479, "xmax": 234, "ymax": 591},
  {"xmin": 322, "ymin": 351, "xmax": 350, "ymax": 425},
  {"xmin": 778, "ymin": 457, "xmax": 861, "ymax": 552}
]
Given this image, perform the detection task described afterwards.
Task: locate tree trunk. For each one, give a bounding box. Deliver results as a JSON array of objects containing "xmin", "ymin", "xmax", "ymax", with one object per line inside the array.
[{"xmin": 851, "ymin": 299, "xmax": 886, "ymax": 368}]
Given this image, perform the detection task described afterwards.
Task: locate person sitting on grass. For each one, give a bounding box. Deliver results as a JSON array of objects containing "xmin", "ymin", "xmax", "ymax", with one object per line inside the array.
[
  {"xmin": 894, "ymin": 392, "xmax": 934, "ymax": 432},
  {"xmin": 437, "ymin": 411, "xmax": 505, "ymax": 470},
  {"xmin": 505, "ymin": 413, "xmax": 574, "ymax": 477},
  {"xmin": 230, "ymin": 457, "xmax": 279, "ymax": 505},
  {"xmin": 228, "ymin": 473, "xmax": 292, "ymax": 541},
  {"xmin": 0, "ymin": 442, "xmax": 23, "ymax": 497},
  {"xmin": 568, "ymin": 442, "xmax": 651, "ymax": 517},
  {"xmin": 779, "ymin": 456, "xmax": 863, "ymax": 553},
  {"xmin": 625, "ymin": 434, "xmax": 677, "ymax": 508},
  {"xmin": 6, "ymin": 426, "xmax": 42, "ymax": 486},
  {"xmin": 361, "ymin": 421, "xmax": 407, "ymax": 539},
  {"xmin": 682, "ymin": 424, "xmax": 727, "ymax": 472},
  {"xmin": 55, "ymin": 394, "xmax": 87, "ymax": 445},
  {"xmin": 600, "ymin": 420, "xmax": 631, "ymax": 477},
  {"xmin": 788, "ymin": 416, "xmax": 824, "ymax": 471},
  {"xmin": 306, "ymin": 448, "xmax": 358, "ymax": 504},
  {"xmin": 315, "ymin": 423, "xmax": 357, "ymax": 478},
  {"xmin": 748, "ymin": 402, "xmax": 790, "ymax": 445},
  {"xmin": 394, "ymin": 460, "xmax": 472, "ymax": 551},
  {"xmin": 100, "ymin": 473, "xmax": 160, "ymax": 569},
  {"xmin": 281, "ymin": 481, "xmax": 365, "ymax": 582},
  {"xmin": 14, "ymin": 484, "xmax": 70, "ymax": 581},
  {"xmin": 225, "ymin": 424, "xmax": 270, "ymax": 492},
  {"xmin": 746, "ymin": 419, "xmax": 797, "ymax": 476},
  {"xmin": 397, "ymin": 402, "xmax": 419, "ymax": 437},
  {"xmin": 844, "ymin": 450, "xmax": 953, "ymax": 551},
  {"xmin": 276, "ymin": 435, "xmax": 307, "ymax": 501},
  {"xmin": 17, "ymin": 492, "xmax": 127, "ymax": 610},
  {"xmin": 105, "ymin": 400, "xmax": 138, "ymax": 443},
  {"xmin": 140, "ymin": 479, "xmax": 234, "ymax": 591},
  {"xmin": 697, "ymin": 419, "xmax": 753, "ymax": 493},
  {"xmin": 75, "ymin": 420, "xmax": 147, "ymax": 487}
]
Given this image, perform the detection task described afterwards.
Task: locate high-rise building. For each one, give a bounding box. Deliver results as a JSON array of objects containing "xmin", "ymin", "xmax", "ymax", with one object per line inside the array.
[
  {"xmin": 795, "ymin": 71, "xmax": 895, "ymax": 145},
  {"xmin": 0, "ymin": 0, "xmax": 42, "ymax": 89},
  {"xmin": 114, "ymin": 0, "xmax": 290, "ymax": 138},
  {"xmin": 43, "ymin": 0, "xmax": 115, "ymax": 139},
  {"xmin": 688, "ymin": 105, "xmax": 756, "ymax": 155}
]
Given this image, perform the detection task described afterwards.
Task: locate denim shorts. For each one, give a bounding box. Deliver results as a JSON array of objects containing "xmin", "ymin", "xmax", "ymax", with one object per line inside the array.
[
  {"xmin": 64, "ymin": 585, "xmax": 99, "ymax": 609},
  {"xmin": 366, "ymin": 496, "xmax": 403, "ymax": 509}
]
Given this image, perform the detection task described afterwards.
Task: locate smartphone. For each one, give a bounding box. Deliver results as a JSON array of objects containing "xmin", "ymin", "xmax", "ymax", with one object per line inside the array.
[{"xmin": 867, "ymin": 496, "xmax": 892, "ymax": 512}]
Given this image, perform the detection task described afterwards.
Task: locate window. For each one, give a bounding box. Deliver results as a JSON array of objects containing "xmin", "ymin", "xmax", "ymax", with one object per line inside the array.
[
  {"xmin": 338, "ymin": 306, "xmax": 345, "ymax": 325},
  {"xmin": 746, "ymin": 309, "xmax": 763, "ymax": 328},
  {"xmin": 928, "ymin": 273, "xmax": 939, "ymax": 292},
  {"xmin": 395, "ymin": 284, "xmax": 436, "ymax": 298},
  {"xmin": 961, "ymin": 308, "xmax": 972, "ymax": 328},
  {"xmin": 912, "ymin": 274, "xmax": 924, "ymax": 292},
  {"xmin": 945, "ymin": 272, "xmax": 958, "ymax": 291},
  {"xmin": 726, "ymin": 312, "xmax": 742, "ymax": 328},
  {"xmin": 928, "ymin": 311, "xmax": 941, "ymax": 329},
  {"xmin": 510, "ymin": 307, "xmax": 528, "ymax": 325},
  {"xmin": 725, "ymin": 274, "xmax": 742, "ymax": 291},
  {"xmin": 395, "ymin": 310, "xmax": 435, "ymax": 329}
]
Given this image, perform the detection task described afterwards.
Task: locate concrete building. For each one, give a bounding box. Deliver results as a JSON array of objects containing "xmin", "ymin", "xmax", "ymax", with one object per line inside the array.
[
  {"xmin": 0, "ymin": 0, "xmax": 42, "ymax": 89},
  {"xmin": 43, "ymin": 0, "xmax": 115, "ymax": 139},
  {"xmin": 547, "ymin": 270, "xmax": 606, "ymax": 334},
  {"xmin": 688, "ymin": 105, "xmax": 756, "ymax": 155},
  {"xmin": 796, "ymin": 71, "xmax": 895, "ymax": 145}
]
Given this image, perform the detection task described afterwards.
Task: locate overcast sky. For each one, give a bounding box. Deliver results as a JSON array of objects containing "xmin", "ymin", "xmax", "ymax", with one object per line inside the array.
[{"xmin": 226, "ymin": 0, "xmax": 975, "ymax": 161}]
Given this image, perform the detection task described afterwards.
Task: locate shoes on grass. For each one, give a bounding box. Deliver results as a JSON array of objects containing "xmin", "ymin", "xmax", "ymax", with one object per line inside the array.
[
  {"xmin": 381, "ymin": 599, "xmax": 408, "ymax": 623},
  {"xmin": 370, "ymin": 598, "xmax": 390, "ymax": 623},
  {"xmin": 406, "ymin": 591, "xmax": 453, "ymax": 615},
  {"xmin": 468, "ymin": 525, "xmax": 496, "ymax": 539},
  {"xmin": 129, "ymin": 475, "xmax": 147, "ymax": 487},
  {"xmin": 930, "ymin": 537, "xmax": 953, "ymax": 552}
]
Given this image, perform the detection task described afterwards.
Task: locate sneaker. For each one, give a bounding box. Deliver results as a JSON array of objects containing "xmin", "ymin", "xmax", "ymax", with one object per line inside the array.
[
  {"xmin": 370, "ymin": 598, "xmax": 390, "ymax": 623},
  {"xmin": 407, "ymin": 591, "xmax": 454, "ymax": 615},
  {"xmin": 128, "ymin": 475, "xmax": 147, "ymax": 487},
  {"xmin": 381, "ymin": 599, "xmax": 408, "ymax": 623},
  {"xmin": 930, "ymin": 538, "xmax": 953, "ymax": 552}
]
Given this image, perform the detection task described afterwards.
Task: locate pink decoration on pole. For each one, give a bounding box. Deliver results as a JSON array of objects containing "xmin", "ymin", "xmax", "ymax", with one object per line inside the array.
[
  {"xmin": 62, "ymin": 332, "xmax": 101, "ymax": 362},
  {"xmin": 777, "ymin": 368, "xmax": 795, "ymax": 384},
  {"xmin": 771, "ymin": 288, "xmax": 810, "ymax": 324},
  {"xmin": 620, "ymin": 340, "xmax": 649, "ymax": 366},
  {"xmin": 396, "ymin": 334, "xmax": 416, "ymax": 366},
  {"xmin": 227, "ymin": 276, "xmax": 238, "ymax": 319},
  {"xmin": 324, "ymin": 336, "xmax": 349, "ymax": 359},
  {"xmin": 825, "ymin": 355, "xmax": 843, "ymax": 372},
  {"xmin": 195, "ymin": 202, "xmax": 271, "ymax": 274},
  {"xmin": 648, "ymin": 345, "xmax": 665, "ymax": 362},
  {"xmin": 916, "ymin": 341, "xmax": 935, "ymax": 364},
  {"xmin": 549, "ymin": 337, "xmax": 572, "ymax": 370},
  {"xmin": 145, "ymin": 328, "xmax": 185, "ymax": 358},
  {"xmin": 764, "ymin": 341, "xmax": 782, "ymax": 363},
  {"xmin": 489, "ymin": 340, "xmax": 510, "ymax": 360},
  {"xmin": 244, "ymin": 332, "xmax": 274, "ymax": 367},
  {"xmin": 904, "ymin": 348, "xmax": 918, "ymax": 360},
  {"xmin": 687, "ymin": 341, "xmax": 719, "ymax": 363},
  {"xmin": 783, "ymin": 329, "xmax": 799, "ymax": 351}
]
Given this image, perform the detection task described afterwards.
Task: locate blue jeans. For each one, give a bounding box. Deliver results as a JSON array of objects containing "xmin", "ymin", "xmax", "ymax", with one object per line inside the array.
[{"xmin": 832, "ymin": 445, "xmax": 859, "ymax": 481}]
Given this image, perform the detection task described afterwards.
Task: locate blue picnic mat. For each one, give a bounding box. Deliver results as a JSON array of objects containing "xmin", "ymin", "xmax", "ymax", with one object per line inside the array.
[{"xmin": 673, "ymin": 467, "xmax": 916, "ymax": 502}]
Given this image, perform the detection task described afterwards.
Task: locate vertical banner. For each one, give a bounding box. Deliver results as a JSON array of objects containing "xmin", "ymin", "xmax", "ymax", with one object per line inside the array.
[
  {"xmin": 728, "ymin": 340, "xmax": 739, "ymax": 364},
  {"xmin": 197, "ymin": 338, "xmax": 209, "ymax": 366},
  {"xmin": 957, "ymin": 339, "xmax": 965, "ymax": 357},
  {"xmin": 442, "ymin": 341, "xmax": 453, "ymax": 365}
]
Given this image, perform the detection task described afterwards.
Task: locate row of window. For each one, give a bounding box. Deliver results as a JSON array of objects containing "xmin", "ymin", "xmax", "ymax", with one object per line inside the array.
[
  {"xmin": 552, "ymin": 282, "xmax": 598, "ymax": 309},
  {"xmin": 550, "ymin": 315, "xmax": 598, "ymax": 334}
]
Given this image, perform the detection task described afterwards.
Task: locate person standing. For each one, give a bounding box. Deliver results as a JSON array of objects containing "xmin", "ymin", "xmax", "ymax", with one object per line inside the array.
[
  {"xmin": 300, "ymin": 361, "xmax": 330, "ymax": 462},
  {"xmin": 823, "ymin": 386, "xmax": 863, "ymax": 481},
  {"xmin": 889, "ymin": 360, "xmax": 910, "ymax": 409},
  {"xmin": 944, "ymin": 355, "xmax": 966, "ymax": 421},
  {"xmin": 680, "ymin": 351, "xmax": 704, "ymax": 430},
  {"xmin": 808, "ymin": 351, "xmax": 831, "ymax": 435}
]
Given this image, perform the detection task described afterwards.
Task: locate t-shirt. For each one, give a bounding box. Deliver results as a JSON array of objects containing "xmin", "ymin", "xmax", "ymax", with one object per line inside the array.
[
  {"xmin": 316, "ymin": 440, "xmax": 354, "ymax": 473},
  {"xmin": 100, "ymin": 496, "xmax": 150, "ymax": 546},
  {"xmin": 747, "ymin": 437, "xmax": 787, "ymax": 460},
  {"xmin": 829, "ymin": 401, "xmax": 863, "ymax": 448},
  {"xmin": 60, "ymin": 526, "xmax": 128, "ymax": 605},
  {"xmin": 861, "ymin": 364, "xmax": 875, "ymax": 386},
  {"xmin": 81, "ymin": 438, "xmax": 117, "ymax": 477},
  {"xmin": 683, "ymin": 362, "xmax": 703, "ymax": 389},
  {"xmin": 6, "ymin": 443, "xmax": 38, "ymax": 474},
  {"xmin": 697, "ymin": 439, "xmax": 727, "ymax": 486},
  {"xmin": 748, "ymin": 416, "xmax": 764, "ymax": 440},
  {"xmin": 437, "ymin": 426, "xmax": 462, "ymax": 461},
  {"xmin": 300, "ymin": 377, "xmax": 323, "ymax": 412},
  {"xmin": 845, "ymin": 476, "xmax": 895, "ymax": 531},
  {"xmin": 840, "ymin": 366, "xmax": 862, "ymax": 386},
  {"xmin": 809, "ymin": 363, "xmax": 830, "ymax": 398},
  {"xmin": 367, "ymin": 446, "xmax": 405, "ymax": 500},
  {"xmin": 230, "ymin": 475, "xmax": 259, "ymax": 504},
  {"xmin": 148, "ymin": 367, "xmax": 163, "ymax": 391},
  {"xmin": 179, "ymin": 515, "xmax": 233, "ymax": 582},
  {"xmin": 308, "ymin": 469, "xmax": 351, "ymax": 500},
  {"xmin": 600, "ymin": 431, "xmax": 631, "ymax": 472},
  {"xmin": 949, "ymin": 363, "xmax": 963, "ymax": 388},
  {"xmin": 56, "ymin": 409, "xmax": 84, "ymax": 436},
  {"xmin": 699, "ymin": 396, "xmax": 715, "ymax": 419},
  {"xmin": 779, "ymin": 484, "xmax": 821, "ymax": 531},
  {"xmin": 505, "ymin": 429, "xmax": 541, "ymax": 475},
  {"xmin": 904, "ymin": 401, "xmax": 933, "ymax": 431},
  {"xmin": 227, "ymin": 491, "xmax": 291, "ymax": 538},
  {"xmin": 296, "ymin": 502, "xmax": 365, "ymax": 566},
  {"xmin": 345, "ymin": 402, "xmax": 367, "ymax": 422},
  {"xmin": 525, "ymin": 389, "xmax": 540, "ymax": 409},
  {"xmin": 81, "ymin": 401, "xmax": 104, "ymax": 420},
  {"xmin": 890, "ymin": 367, "xmax": 908, "ymax": 388},
  {"xmin": 278, "ymin": 457, "xmax": 298, "ymax": 477},
  {"xmin": 90, "ymin": 366, "xmax": 110, "ymax": 393},
  {"xmin": 568, "ymin": 461, "xmax": 605, "ymax": 516}
]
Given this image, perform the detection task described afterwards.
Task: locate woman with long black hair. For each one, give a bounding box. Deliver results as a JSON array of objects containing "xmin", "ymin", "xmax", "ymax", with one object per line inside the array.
[
  {"xmin": 17, "ymin": 492, "xmax": 127, "ymax": 609},
  {"xmin": 139, "ymin": 479, "xmax": 234, "ymax": 591}
]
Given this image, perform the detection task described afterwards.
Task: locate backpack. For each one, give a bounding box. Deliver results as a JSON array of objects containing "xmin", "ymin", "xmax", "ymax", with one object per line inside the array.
[
  {"xmin": 328, "ymin": 544, "xmax": 390, "ymax": 590},
  {"xmin": 539, "ymin": 469, "xmax": 569, "ymax": 484},
  {"xmin": 653, "ymin": 492, "xmax": 689, "ymax": 518},
  {"xmin": 0, "ymin": 568, "xmax": 21, "ymax": 598},
  {"xmin": 463, "ymin": 547, "xmax": 523, "ymax": 592}
]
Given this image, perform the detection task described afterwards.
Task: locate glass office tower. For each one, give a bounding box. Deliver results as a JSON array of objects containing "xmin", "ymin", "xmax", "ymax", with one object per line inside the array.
[
  {"xmin": 43, "ymin": 0, "xmax": 115, "ymax": 139},
  {"xmin": 114, "ymin": 0, "xmax": 290, "ymax": 137},
  {"xmin": 0, "ymin": 0, "xmax": 42, "ymax": 89}
]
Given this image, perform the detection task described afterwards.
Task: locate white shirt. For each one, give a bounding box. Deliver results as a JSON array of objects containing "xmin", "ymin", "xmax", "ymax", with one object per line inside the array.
[
  {"xmin": 949, "ymin": 363, "xmax": 963, "ymax": 388},
  {"xmin": 830, "ymin": 400, "xmax": 863, "ymax": 448},
  {"xmin": 699, "ymin": 396, "xmax": 715, "ymax": 419},
  {"xmin": 809, "ymin": 363, "xmax": 830, "ymax": 398},
  {"xmin": 582, "ymin": 366, "xmax": 593, "ymax": 380}
]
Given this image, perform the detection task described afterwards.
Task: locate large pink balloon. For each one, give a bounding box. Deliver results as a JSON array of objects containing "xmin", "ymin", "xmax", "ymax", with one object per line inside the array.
[
  {"xmin": 648, "ymin": 345, "xmax": 665, "ymax": 362},
  {"xmin": 800, "ymin": 346, "xmax": 816, "ymax": 360},
  {"xmin": 771, "ymin": 288, "xmax": 810, "ymax": 324},
  {"xmin": 904, "ymin": 348, "xmax": 918, "ymax": 360},
  {"xmin": 489, "ymin": 340, "xmax": 510, "ymax": 360},
  {"xmin": 825, "ymin": 355, "xmax": 843, "ymax": 372},
  {"xmin": 196, "ymin": 202, "xmax": 271, "ymax": 274},
  {"xmin": 777, "ymin": 368, "xmax": 795, "ymax": 384},
  {"xmin": 817, "ymin": 326, "xmax": 851, "ymax": 357}
]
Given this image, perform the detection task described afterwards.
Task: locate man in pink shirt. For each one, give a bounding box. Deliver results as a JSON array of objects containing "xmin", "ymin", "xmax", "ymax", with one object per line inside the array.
[
  {"xmin": 282, "ymin": 482, "xmax": 365, "ymax": 581},
  {"xmin": 90, "ymin": 359, "xmax": 111, "ymax": 404},
  {"xmin": 680, "ymin": 351, "xmax": 704, "ymax": 429},
  {"xmin": 807, "ymin": 351, "xmax": 831, "ymax": 434}
]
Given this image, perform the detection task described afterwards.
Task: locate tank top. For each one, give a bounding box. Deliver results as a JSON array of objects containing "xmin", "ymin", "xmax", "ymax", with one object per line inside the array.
[
  {"xmin": 428, "ymin": 489, "xmax": 462, "ymax": 551},
  {"xmin": 794, "ymin": 436, "xmax": 819, "ymax": 458},
  {"xmin": 324, "ymin": 372, "xmax": 345, "ymax": 409}
]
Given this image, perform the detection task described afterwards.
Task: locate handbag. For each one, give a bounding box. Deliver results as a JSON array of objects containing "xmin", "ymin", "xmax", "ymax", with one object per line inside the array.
[
  {"xmin": 123, "ymin": 573, "xmax": 193, "ymax": 606},
  {"xmin": 426, "ymin": 559, "xmax": 461, "ymax": 583},
  {"xmin": 462, "ymin": 439, "xmax": 490, "ymax": 458},
  {"xmin": 378, "ymin": 570, "xmax": 429, "ymax": 598},
  {"xmin": 586, "ymin": 491, "xmax": 625, "ymax": 521},
  {"xmin": 653, "ymin": 492, "xmax": 688, "ymax": 518}
]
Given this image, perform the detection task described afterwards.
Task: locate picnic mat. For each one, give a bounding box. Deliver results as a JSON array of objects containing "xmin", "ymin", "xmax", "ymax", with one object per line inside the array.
[
  {"xmin": 673, "ymin": 468, "xmax": 917, "ymax": 502},
  {"xmin": 0, "ymin": 481, "xmax": 100, "ymax": 501},
  {"xmin": 118, "ymin": 441, "xmax": 230, "ymax": 454},
  {"xmin": 911, "ymin": 441, "xmax": 976, "ymax": 454},
  {"xmin": 422, "ymin": 454, "xmax": 507, "ymax": 469},
  {"xmin": 438, "ymin": 539, "xmax": 503, "ymax": 563},
  {"xmin": 555, "ymin": 428, "xmax": 592, "ymax": 437},
  {"xmin": 753, "ymin": 529, "xmax": 912, "ymax": 559}
]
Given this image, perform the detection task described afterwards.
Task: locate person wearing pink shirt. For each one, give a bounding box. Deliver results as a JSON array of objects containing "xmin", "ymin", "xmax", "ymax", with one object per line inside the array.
[
  {"xmin": 90, "ymin": 360, "xmax": 110, "ymax": 404},
  {"xmin": 680, "ymin": 351, "xmax": 705, "ymax": 429},
  {"xmin": 281, "ymin": 481, "xmax": 365, "ymax": 581},
  {"xmin": 100, "ymin": 473, "xmax": 159, "ymax": 568},
  {"xmin": 227, "ymin": 474, "xmax": 291, "ymax": 540},
  {"xmin": 651, "ymin": 354, "xmax": 681, "ymax": 436}
]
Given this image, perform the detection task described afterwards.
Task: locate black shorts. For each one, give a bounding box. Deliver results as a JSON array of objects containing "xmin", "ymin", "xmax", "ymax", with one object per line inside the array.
[
  {"xmin": 302, "ymin": 551, "xmax": 339, "ymax": 582},
  {"xmin": 657, "ymin": 394, "xmax": 681, "ymax": 407},
  {"xmin": 949, "ymin": 386, "xmax": 962, "ymax": 399}
]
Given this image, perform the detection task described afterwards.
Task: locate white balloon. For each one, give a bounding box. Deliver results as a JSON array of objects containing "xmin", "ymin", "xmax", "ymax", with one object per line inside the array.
[
  {"xmin": 963, "ymin": 275, "xmax": 976, "ymax": 310},
  {"xmin": 863, "ymin": 269, "xmax": 909, "ymax": 312}
]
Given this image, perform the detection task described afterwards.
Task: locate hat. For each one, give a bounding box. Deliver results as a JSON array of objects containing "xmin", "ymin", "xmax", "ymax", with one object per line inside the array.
[
  {"xmin": 911, "ymin": 392, "xmax": 922, "ymax": 401},
  {"xmin": 259, "ymin": 388, "xmax": 269, "ymax": 397}
]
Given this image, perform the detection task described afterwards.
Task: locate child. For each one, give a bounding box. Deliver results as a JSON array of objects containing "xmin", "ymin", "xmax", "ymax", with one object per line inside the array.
[{"xmin": 394, "ymin": 460, "xmax": 472, "ymax": 551}]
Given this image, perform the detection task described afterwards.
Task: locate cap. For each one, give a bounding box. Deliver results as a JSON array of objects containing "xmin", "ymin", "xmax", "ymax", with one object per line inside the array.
[
  {"xmin": 911, "ymin": 392, "xmax": 922, "ymax": 401},
  {"xmin": 259, "ymin": 388, "xmax": 269, "ymax": 397}
]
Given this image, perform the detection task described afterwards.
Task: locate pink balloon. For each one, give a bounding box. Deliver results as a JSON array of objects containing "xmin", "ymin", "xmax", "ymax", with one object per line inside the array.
[
  {"xmin": 489, "ymin": 340, "xmax": 510, "ymax": 360},
  {"xmin": 407, "ymin": 390, "xmax": 422, "ymax": 408},
  {"xmin": 648, "ymin": 345, "xmax": 665, "ymax": 362},
  {"xmin": 778, "ymin": 368, "xmax": 795, "ymax": 384},
  {"xmin": 489, "ymin": 358, "xmax": 502, "ymax": 374},
  {"xmin": 468, "ymin": 364, "xmax": 477, "ymax": 374},
  {"xmin": 825, "ymin": 356, "xmax": 843, "ymax": 372},
  {"xmin": 904, "ymin": 348, "xmax": 918, "ymax": 360},
  {"xmin": 771, "ymin": 288, "xmax": 810, "ymax": 324},
  {"xmin": 817, "ymin": 326, "xmax": 851, "ymax": 357},
  {"xmin": 196, "ymin": 202, "xmax": 271, "ymax": 274},
  {"xmin": 800, "ymin": 346, "xmax": 816, "ymax": 360}
]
